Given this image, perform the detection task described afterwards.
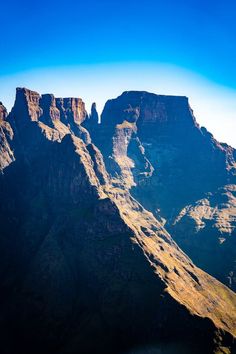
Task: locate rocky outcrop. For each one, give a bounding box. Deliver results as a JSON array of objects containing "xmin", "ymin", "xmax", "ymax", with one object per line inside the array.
[
  {"xmin": 56, "ymin": 97, "xmax": 87, "ymax": 125},
  {"xmin": 56, "ymin": 96, "xmax": 91, "ymax": 143},
  {"xmin": 8, "ymin": 88, "xmax": 90, "ymax": 148},
  {"xmin": 0, "ymin": 103, "xmax": 14, "ymax": 171},
  {"xmin": 96, "ymin": 91, "xmax": 235, "ymax": 202},
  {"xmin": 172, "ymin": 184, "xmax": 236, "ymax": 290},
  {"xmin": 90, "ymin": 90, "xmax": 236, "ymax": 291},
  {"xmin": 0, "ymin": 88, "xmax": 236, "ymax": 354},
  {"xmin": 82, "ymin": 102, "xmax": 99, "ymax": 139}
]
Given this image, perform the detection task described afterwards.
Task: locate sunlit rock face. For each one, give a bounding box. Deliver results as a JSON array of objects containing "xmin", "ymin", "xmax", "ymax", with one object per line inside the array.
[
  {"xmin": 95, "ymin": 91, "xmax": 235, "ymax": 206},
  {"xmin": 8, "ymin": 87, "xmax": 90, "ymax": 147},
  {"xmin": 0, "ymin": 102, "xmax": 14, "ymax": 171},
  {"xmin": 89, "ymin": 91, "xmax": 236, "ymax": 291},
  {"xmin": 0, "ymin": 88, "xmax": 236, "ymax": 354}
]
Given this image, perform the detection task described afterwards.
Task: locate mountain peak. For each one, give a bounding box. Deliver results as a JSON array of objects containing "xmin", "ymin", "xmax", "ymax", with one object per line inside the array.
[
  {"xmin": 90, "ymin": 102, "xmax": 99, "ymax": 122},
  {"xmin": 15, "ymin": 87, "xmax": 41, "ymax": 108},
  {"xmin": 13, "ymin": 87, "xmax": 42, "ymax": 122},
  {"xmin": 101, "ymin": 90, "xmax": 195, "ymax": 130}
]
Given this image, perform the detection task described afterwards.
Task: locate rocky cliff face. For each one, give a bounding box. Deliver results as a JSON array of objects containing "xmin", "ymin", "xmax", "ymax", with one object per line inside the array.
[
  {"xmin": 0, "ymin": 88, "xmax": 236, "ymax": 354},
  {"xmin": 95, "ymin": 91, "xmax": 235, "ymax": 199},
  {"xmin": 0, "ymin": 103, "xmax": 14, "ymax": 170},
  {"xmin": 9, "ymin": 87, "xmax": 90, "ymax": 147},
  {"xmin": 89, "ymin": 91, "xmax": 236, "ymax": 291}
]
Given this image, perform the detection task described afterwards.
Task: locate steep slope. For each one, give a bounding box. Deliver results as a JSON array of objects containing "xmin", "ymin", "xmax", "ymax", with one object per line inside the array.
[
  {"xmin": 0, "ymin": 88, "xmax": 236, "ymax": 354},
  {"xmin": 89, "ymin": 91, "xmax": 236, "ymax": 290},
  {"xmin": 172, "ymin": 184, "xmax": 236, "ymax": 290},
  {"xmin": 0, "ymin": 102, "xmax": 14, "ymax": 170}
]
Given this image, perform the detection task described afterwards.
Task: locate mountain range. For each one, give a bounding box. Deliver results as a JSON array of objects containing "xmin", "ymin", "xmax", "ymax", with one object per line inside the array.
[{"xmin": 0, "ymin": 88, "xmax": 235, "ymax": 354}]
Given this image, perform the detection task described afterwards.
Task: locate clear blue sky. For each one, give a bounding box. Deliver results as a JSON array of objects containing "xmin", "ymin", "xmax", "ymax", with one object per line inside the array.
[{"xmin": 1, "ymin": 0, "xmax": 236, "ymax": 146}]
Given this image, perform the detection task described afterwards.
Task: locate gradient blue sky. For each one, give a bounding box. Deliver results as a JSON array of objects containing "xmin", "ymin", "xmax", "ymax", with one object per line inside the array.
[{"xmin": 1, "ymin": 0, "xmax": 236, "ymax": 146}]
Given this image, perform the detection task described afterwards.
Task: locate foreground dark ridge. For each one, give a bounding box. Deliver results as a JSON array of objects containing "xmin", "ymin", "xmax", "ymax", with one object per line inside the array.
[{"xmin": 0, "ymin": 88, "xmax": 235, "ymax": 354}]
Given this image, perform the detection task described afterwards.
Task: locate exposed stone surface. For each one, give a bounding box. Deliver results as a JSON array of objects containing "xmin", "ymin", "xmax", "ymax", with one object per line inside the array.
[
  {"xmin": 91, "ymin": 90, "xmax": 236, "ymax": 291},
  {"xmin": 172, "ymin": 184, "xmax": 236, "ymax": 289},
  {"xmin": 82, "ymin": 102, "xmax": 99, "ymax": 137},
  {"xmin": 0, "ymin": 88, "xmax": 236, "ymax": 354},
  {"xmin": 9, "ymin": 88, "xmax": 90, "ymax": 147},
  {"xmin": 0, "ymin": 103, "xmax": 14, "ymax": 171},
  {"xmin": 56, "ymin": 97, "xmax": 87, "ymax": 125}
]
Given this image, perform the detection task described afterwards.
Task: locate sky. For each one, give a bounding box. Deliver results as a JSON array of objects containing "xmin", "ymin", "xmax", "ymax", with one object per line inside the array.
[{"xmin": 0, "ymin": 0, "xmax": 236, "ymax": 147}]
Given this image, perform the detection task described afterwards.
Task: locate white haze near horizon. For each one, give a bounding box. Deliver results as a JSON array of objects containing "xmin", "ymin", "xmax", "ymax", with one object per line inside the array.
[{"xmin": 0, "ymin": 62, "xmax": 235, "ymax": 148}]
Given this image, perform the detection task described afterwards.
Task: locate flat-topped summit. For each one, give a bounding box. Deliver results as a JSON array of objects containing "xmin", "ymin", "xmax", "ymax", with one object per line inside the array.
[
  {"xmin": 120, "ymin": 90, "xmax": 188, "ymax": 100},
  {"xmin": 101, "ymin": 90, "xmax": 195, "ymax": 129}
]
